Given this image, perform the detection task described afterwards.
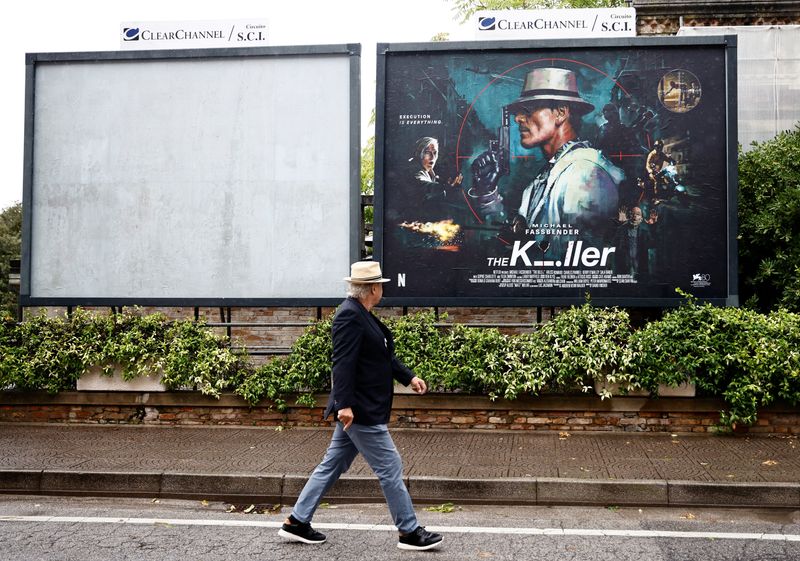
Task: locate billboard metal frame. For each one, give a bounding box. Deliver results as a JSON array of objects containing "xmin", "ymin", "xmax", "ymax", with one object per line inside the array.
[
  {"xmin": 374, "ymin": 36, "xmax": 738, "ymax": 308},
  {"xmin": 21, "ymin": 44, "xmax": 362, "ymax": 307}
]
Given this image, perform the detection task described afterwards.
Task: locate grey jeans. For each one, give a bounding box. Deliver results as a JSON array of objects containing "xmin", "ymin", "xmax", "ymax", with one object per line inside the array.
[{"xmin": 291, "ymin": 422, "xmax": 418, "ymax": 533}]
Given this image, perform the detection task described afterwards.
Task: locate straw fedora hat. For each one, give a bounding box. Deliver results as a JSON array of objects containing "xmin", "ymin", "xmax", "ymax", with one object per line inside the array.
[
  {"xmin": 505, "ymin": 67, "xmax": 594, "ymax": 116},
  {"xmin": 344, "ymin": 261, "xmax": 391, "ymax": 284}
]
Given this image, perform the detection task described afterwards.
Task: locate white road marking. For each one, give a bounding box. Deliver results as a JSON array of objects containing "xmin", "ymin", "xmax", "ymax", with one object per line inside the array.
[{"xmin": 0, "ymin": 515, "xmax": 798, "ymax": 541}]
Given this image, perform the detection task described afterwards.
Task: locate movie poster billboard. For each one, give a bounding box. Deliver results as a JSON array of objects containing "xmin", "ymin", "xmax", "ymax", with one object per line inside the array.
[{"xmin": 374, "ymin": 37, "xmax": 737, "ymax": 307}]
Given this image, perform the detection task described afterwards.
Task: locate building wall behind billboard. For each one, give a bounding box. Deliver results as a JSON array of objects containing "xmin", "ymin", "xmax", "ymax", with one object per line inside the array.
[
  {"xmin": 26, "ymin": 48, "xmax": 357, "ymax": 302},
  {"xmin": 679, "ymin": 25, "xmax": 800, "ymax": 149}
]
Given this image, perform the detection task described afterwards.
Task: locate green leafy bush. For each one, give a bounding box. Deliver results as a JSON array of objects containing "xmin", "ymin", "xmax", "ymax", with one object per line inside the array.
[
  {"xmin": 159, "ymin": 319, "xmax": 250, "ymax": 397},
  {"xmin": 8, "ymin": 310, "xmax": 105, "ymax": 393},
  {"xmin": 531, "ymin": 303, "xmax": 633, "ymax": 397},
  {"xmin": 626, "ymin": 295, "xmax": 800, "ymax": 427},
  {"xmin": 738, "ymin": 125, "xmax": 800, "ymax": 312},
  {"xmin": 236, "ymin": 316, "xmax": 333, "ymax": 410},
  {"xmin": 2, "ymin": 300, "xmax": 800, "ymax": 429},
  {"xmin": 95, "ymin": 311, "xmax": 169, "ymax": 380},
  {"xmin": 391, "ymin": 312, "xmax": 547, "ymax": 400},
  {"xmin": 0, "ymin": 309, "xmax": 248, "ymax": 397},
  {"xmin": 436, "ymin": 324, "xmax": 518, "ymax": 398}
]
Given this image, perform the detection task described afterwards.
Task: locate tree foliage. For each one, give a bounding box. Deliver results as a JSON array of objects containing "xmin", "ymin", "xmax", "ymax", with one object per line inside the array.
[
  {"xmin": 738, "ymin": 125, "xmax": 800, "ymax": 312},
  {"xmin": 0, "ymin": 202, "xmax": 22, "ymax": 317},
  {"xmin": 450, "ymin": 0, "xmax": 627, "ymax": 22}
]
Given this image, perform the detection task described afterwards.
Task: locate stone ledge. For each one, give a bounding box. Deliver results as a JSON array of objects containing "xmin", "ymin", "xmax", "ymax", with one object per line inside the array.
[{"xmin": 1, "ymin": 392, "xmax": 797, "ymax": 434}]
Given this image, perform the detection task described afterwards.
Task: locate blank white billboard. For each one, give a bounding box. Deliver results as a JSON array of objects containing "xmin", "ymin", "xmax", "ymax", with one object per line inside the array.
[{"xmin": 22, "ymin": 46, "xmax": 360, "ymax": 304}]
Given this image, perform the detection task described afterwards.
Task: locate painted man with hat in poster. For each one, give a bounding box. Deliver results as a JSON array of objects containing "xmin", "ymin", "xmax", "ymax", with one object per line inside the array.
[
  {"xmin": 279, "ymin": 261, "xmax": 442, "ymax": 552},
  {"xmin": 471, "ymin": 66, "xmax": 624, "ymax": 255}
]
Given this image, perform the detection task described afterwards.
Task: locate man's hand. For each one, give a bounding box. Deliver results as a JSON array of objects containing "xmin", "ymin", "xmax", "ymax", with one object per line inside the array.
[
  {"xmin": 471, "ymin": 149, "xmax": 501, "ymax": 196},
  {"xmin": 337, "ymin": 407, "xmax": 354, "ymax": 431},
  {"xmin": 410, "ymin": 376, "xmax": 428, "ymax": 395}
]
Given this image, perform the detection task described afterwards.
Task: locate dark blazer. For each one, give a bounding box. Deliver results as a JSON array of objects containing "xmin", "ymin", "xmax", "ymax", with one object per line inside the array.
[{"xmin": 324, "ymin": 297, "xmax": 415, "ymax": 426}]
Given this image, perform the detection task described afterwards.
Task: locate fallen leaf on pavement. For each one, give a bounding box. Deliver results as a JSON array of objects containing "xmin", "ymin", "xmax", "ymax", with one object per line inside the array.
[
  {"xmin": 680, "ymin": 513, "xmax": 696, "ymax": 520},
  {"xmin": 425, "ymin": 503, "xmax": 458, "ymax": 513},
  {"xmin": 762, "ymin": 460, "xmax": 778, "ymax": 466}
]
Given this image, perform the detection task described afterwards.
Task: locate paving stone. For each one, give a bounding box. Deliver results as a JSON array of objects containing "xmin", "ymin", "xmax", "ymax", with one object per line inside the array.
[{"xmin": 0, "ymin": 424, "xmax": 796, "ymax": 507}]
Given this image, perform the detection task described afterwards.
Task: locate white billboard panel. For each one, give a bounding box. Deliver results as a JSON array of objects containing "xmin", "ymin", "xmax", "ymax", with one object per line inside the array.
[
  {"xmin": 679, "ymin": 25, "xmax": 800, "ymax": 149},
  {"xmin": 23, "ymin": 46, "xmax": 359, "ymax": 304}
]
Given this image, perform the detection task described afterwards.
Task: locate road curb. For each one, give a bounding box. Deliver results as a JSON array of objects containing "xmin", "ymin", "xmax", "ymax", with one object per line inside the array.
[
  {"xmin": 1, "ymin": 470, "xmax": 798, "ymax": 508},
  {"xmin": 667, "ymin": 480, "xmax": 800, "ymax": 508},
  {"xmin": 40, "ymin": 471, "xmax": 161, "ymax": 497},
  {"xmin": 536, "ymin": 478, "xmax": 669, "ymax": 506}
]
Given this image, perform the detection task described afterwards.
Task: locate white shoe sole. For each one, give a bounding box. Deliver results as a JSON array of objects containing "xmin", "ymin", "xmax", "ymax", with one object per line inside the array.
[
  {"xmin": 397, "ymin": 538, "xmax": 443, "ymax": 551},
  {"xmin": 278, "ymin": 528, "xmax": 326, "ymax": 544}
]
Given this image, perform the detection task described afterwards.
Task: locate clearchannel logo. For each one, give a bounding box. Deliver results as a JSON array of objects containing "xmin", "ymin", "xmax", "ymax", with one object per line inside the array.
[
  {"xmin": 478, "ymin": 17, "xmax": 496, "ymax": 31},
  {"xmin": 122, "ymin": 28, "xmax": 141, "ymax": 41}
]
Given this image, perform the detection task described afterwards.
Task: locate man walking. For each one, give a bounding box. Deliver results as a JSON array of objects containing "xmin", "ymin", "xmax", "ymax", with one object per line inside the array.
[{"xmin": 278, "ymin": 261, "xmax": 443, "ymax": 551}]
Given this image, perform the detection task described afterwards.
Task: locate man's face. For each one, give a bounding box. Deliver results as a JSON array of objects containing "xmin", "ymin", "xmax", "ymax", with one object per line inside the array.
[
  {"xmin": 421, "ymin": 143, "xmax": 438, "ymax": 172},
  {"xmin": 514, "ymin": 105, "xmax": 559, "ymax": 149},
  {"xmin": 630, "ymin": 207, "xmax": 643, "ymax": 225},
  {"xmin": 370, "ymin": 282, "xmax": 383, "ymax": 306}
]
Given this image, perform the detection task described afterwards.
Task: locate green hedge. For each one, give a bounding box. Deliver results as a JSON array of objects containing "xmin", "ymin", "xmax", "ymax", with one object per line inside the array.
[
  {"xmin": 234, "ymin": 298, "xmax": 800, "ymax": 429},
  {"xmin": 0, "ymin": 309, "xmax": 248, "ymax": 398},
  {"xmin": 2, "ymin": 301, "xmax": 799, "ymax": 429}
]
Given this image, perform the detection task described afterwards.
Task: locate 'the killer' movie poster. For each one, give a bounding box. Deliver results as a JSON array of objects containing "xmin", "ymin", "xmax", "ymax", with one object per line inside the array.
[{"xmin": 375, "ymin": 37, "xmax": 737, "ymax": 306}]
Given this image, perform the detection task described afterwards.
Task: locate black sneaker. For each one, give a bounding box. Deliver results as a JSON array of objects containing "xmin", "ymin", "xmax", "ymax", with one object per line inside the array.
[
  {"xmin": 278, "ymin": 516, "xmax": 327, "ymax": 544},
  {"xmin": 397, "ymin": 526, "xmax": 443, "ymax": 551}
]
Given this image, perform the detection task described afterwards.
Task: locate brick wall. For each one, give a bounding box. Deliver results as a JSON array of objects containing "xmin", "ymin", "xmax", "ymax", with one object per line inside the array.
[
  {"xmin": 634, "ymin": 0, "xmax": 800, "ymax": 35},
  {"xmin": 2, "ymin": 393, "xmax": 797, "ymax": 435},
  {"xmin": 23, "ymin": 305, "xmax": 545, "ymax": 356}
]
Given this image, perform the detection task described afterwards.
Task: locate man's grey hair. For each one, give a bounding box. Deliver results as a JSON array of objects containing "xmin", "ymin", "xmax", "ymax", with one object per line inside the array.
[{"xmin": 346, "ymin": 282, "xmax": 374, "ymax": 299}]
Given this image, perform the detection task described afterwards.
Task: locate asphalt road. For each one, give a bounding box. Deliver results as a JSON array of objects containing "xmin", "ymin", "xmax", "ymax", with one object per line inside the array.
[{"xmin": 1, "ymin": 495, "xmax": 798, "ymax": 561}]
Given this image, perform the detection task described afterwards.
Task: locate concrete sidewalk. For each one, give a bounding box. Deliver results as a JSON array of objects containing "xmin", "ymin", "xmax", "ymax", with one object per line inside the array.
[{"xmin": 1, "ymin": 423, "xmax": 798, "ymax": 508}]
